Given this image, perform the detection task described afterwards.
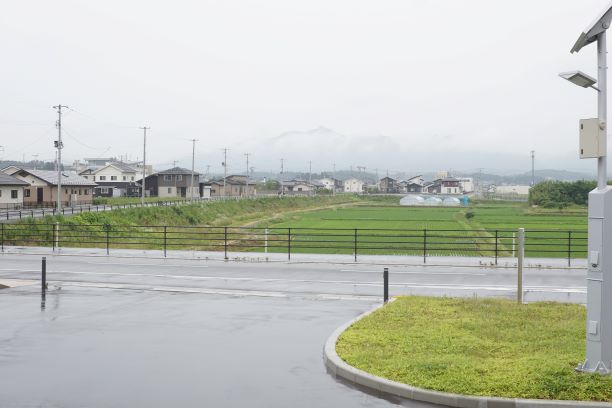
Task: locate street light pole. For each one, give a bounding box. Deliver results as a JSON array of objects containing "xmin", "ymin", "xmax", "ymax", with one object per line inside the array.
[
  {"xmin": 562, "ymin": 3, "xmax": 612, "ymax": 374},
  {"xmin": 140, "ymin": 126, "xmax": 150, "ymax": 206}
]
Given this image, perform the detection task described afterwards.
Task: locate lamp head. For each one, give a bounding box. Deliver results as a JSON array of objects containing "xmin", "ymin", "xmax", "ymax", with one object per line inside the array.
[{"xmin": 559, "ymin": 70, "xmax": 598, "ymax": 88}]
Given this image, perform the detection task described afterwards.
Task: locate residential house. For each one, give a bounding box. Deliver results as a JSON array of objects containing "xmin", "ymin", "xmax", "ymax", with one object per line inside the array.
[
  {"xmin": 0, "ymin": 173, "xmax": 29, "ymax": 208},
  {"xmin": 424, "ymin": 177, "xmax": 462, "ymax": 195},
  {"xmin": 2, "ymin": 168, "xmax": 97, "ymax": 206},
  {"xmin": 317, "ymin": 177, "xmax": 342, "ymax": 192},
  {"xmin": 379, "ymin": 177, "xmax": 398, "ymax": 194},
  {"xmin": 142, "ymin": 167, "xmax": 200, "ymax": 198},
  {"xmin": 79, "ymin": 162, "xmax": 140, "ymax": 197},
  {"xmin": 280, "ymin": 180, "xmax": 317, "ymax": 194},
  {"xmin": 457, "ymin": 177, "xmax": 474, "ymax": 193},
  {"xmin": 202, "ymin": 175, "xmax": 256, "ymax": 197},
  {"xmin": 343, "ymin": 177, "xmax": 364, "ymax": 193}
]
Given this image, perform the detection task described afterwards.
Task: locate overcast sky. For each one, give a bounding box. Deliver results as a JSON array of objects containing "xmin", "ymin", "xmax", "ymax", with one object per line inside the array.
[{"xmin": 0, "ymin": 0, "xmax": 608, "ymax": 176}]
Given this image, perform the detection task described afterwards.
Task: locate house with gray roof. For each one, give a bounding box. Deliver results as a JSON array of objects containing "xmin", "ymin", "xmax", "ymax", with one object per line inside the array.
[
  {"xmin": 141, "ymin": 167, "xmax": 200, "ymax": 198},
  {"xmin": 0, "ymin": 173, "xmax": 29, "ymax": 209},
  {"xmin": 79, "ymin": 162, "xmax": 140, "ymax": 197},
  {"xmin": 2, "ymin": 168, "xmax": 97, "ymax": 206}
]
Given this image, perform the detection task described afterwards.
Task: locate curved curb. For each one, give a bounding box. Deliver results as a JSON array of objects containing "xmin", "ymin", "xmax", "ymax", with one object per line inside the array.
[{"xmin": 323, "ymin": 301, "xmax": 612, "ymax": 408}]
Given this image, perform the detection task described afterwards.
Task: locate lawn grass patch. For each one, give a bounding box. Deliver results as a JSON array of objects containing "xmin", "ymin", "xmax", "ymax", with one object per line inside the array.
[{"xmin": 336, "ymin": 296, "xmax": 612, "ymax": 401}]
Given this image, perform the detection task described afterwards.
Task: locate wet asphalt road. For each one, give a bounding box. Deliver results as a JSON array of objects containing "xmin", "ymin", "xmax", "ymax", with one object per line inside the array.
[
  {"xmin": 0, "ymin": 285, "xmax": 438, "ymax": 408},
  {"xmin": 0, "ymin": 253, "xmax": 589, "ymax": 407},
  {"xmin": 0, "ymin": 253, "xmax": 588, "ymax": 302}
]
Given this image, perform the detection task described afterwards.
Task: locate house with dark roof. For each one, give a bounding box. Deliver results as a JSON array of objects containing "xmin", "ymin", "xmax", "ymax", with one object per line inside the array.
[
  {"xmin": 201, "ymin": 175, "xmax": 256, "ymax": 197},
  {"xmin": 79, "ymin": 162, "xmax": 140, "ymax": 197},
  {"xmin": 379, "ymin": 177, "xmax": 398, "ymax": 194},
  {"xmin": 0, "ymin": 172, "xmax": 29, "ymax": 208},
  {"xmin": 141, "ymin": 167, "xmax": 200, "ymax": 198},
  {"xmin": 2, "ymin": 168, "xmax": 97, "ymax": 206}
]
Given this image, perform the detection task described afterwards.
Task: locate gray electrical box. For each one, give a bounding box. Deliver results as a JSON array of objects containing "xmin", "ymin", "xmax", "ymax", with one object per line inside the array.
[{"xmin": 580, "ymin": 118, "xmax": 606, "ymax": 158}]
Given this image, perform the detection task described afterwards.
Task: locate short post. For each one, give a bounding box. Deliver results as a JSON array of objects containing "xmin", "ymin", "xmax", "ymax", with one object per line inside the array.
[
  {"xmin": 383, "ymin": 267, "xmax": 389, "ymax": 303},
  {"xmin": 105, "ymin": 225, "xmax": 110, "ymax": 255},
  {"xmin": 517, "ymin": 227, "xmax": 525, "ymax": 304},
  {"xmin": 163, "ymin": 226, "xmax": 167, "ymax": 258},
  {"xmin": 54, "ymin": 222, "xmax": 59, "ymax": 251},
  {"xmin": 264, "ymin": 228, "xmax": 269, "ymax": 254},
  {"xmin": 423, "ymin": 228, "xmax": 427, "ymax": 264},
  {"xmin": 354, "ymin": 228, "xmax": 358, "ymax": 262},
  {"xmin": 567, "ymin": 231, "xmax": 572, "ymax": 267},
  {"xmin": 41, "ymin": 257, "xmax": 47, "ymax": 292},
  {"xmin": 224, "ymin": 226, "xmax": 228, "ymax": 260},
  {"xmin": 288, "ymin": 228, "xmax": 291, "ymax": 261},
  {"xmin": 495, "ymin": 229, "xmax": 499, "ymax": 265}
]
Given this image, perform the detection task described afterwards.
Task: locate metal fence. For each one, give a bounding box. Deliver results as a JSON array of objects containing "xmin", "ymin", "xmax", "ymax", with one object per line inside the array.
[{"xmin": 0, "ymin": 223, "xmax": 588, "ymax": 264}]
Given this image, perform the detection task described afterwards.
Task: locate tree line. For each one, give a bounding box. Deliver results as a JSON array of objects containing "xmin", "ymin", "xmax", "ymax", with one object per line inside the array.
[{"xmin": 528, "ymin": 180, "xmax": 596, "ymax": 208}]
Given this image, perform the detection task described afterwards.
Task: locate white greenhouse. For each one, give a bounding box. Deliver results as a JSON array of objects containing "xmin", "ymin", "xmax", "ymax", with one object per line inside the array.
[{"xmin": 399, "ymin": 195, "xmax": 425, "ymax": 206}]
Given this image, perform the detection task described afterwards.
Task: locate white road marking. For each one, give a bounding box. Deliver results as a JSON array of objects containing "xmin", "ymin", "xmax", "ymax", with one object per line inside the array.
[
  {"xmin": 339, "ymin": 269, "xmax": 486, "ymax": 276},
  {"xmin": 82, "ymin": 262, "xmax": 208, "ymax": 268}
]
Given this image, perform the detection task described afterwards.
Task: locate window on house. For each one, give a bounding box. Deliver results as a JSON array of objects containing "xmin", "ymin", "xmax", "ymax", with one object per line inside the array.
[
  {"xmin": 11, "ymin": 190, "xmax": 18, "ymax": 199},
  {"xmin": 111, "ymin": 176, "xmax": 117, "ymax": 181},
  {"xmin": 168, "ymin": 187, "xmax": 172, "ymax": 193},
  {"xmin": 83, "ymin": 176, "xmax": 88, "ymax": 179},
  {"xmin": 65, "ymin": 189, "xmax": 69, "ymax": 194},
  {"xmin": 164, "ymin": 175, "xmax": 172, "ymax": 181},
  {"xmin": 24, "ymin": 189, "xmax": 30, "ymax": 197},
  {"xmin": 0, "ymin": 190, "xmax": 2, "ymax": 197},
  {"xmin": 79, "ymin": 189, "xmax": 82, "ymax": 195},
  {"xmin": 99, "ymin": 176, "xmax": 106, "ymax": 181},
  {"xmin": 131, "ymin": 176, "xmax": 134, "ymax": 181},
  {"xmin": 101, "ymin": 188, "xmax": 108, "ymax": 194},
  {"xmin": 84, "ymin": 189, "xmax": 89, "ymax": 195},
  {"xmin": 123, "ymin": 176, "xmax": 127, "ymax": 181},
  {"xmin": 176, "ymin": 175, "xmax": 183, "ymax": 181}
]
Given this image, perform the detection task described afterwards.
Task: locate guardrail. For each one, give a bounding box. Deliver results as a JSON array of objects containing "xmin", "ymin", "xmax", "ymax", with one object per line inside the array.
[
  {"xmin": 0, "ymin": 223, "xmax": 588, "ymax": 265},
  {"xmin": 0, "ymin": 195, "xmax": 274, "ymax": 222}
]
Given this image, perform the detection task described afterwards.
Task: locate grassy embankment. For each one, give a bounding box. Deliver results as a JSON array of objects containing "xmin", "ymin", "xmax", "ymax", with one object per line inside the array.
[
  {"xmin": 337, "ymin": 296, "xmax": 612, "ymax": 402},
  {"xmin": 4, "ymin": 195, "xmax": 361, "ymax": 250}
]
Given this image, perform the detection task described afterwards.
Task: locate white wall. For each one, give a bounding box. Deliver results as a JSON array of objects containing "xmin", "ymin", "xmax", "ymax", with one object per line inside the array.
[{"xmin": 0, "ymin": 186, "xmax": 23, "ymax": 204}]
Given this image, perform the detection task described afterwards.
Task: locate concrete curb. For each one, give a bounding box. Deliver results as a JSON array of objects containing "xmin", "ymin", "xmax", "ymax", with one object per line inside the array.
[{"xmin": 323, "ymin": 301, "xmax": 612, "ymax": 408}]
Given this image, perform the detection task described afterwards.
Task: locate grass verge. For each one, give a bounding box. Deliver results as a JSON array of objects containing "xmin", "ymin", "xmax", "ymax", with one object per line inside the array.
[{"xmin": 336, "ymin": 296, "xmax": 612, "ymax": 402}]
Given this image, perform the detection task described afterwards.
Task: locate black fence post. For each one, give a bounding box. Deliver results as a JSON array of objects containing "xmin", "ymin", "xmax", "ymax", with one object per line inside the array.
[
  {"xmin": 288, "ymin": 228, "xmax": 291, "ymax": 261},
  {"xmin": 423, "ymin": 228, "xmax": 427, "ymax": 264},
  {"xmin": 494, "ymin": 230, "xmax": 499, "ymax": 265},
  {"xmin": 164, "ymin": 226, "xmax": 167, "ymax": 258},
  {"xmin": 354, "ymin": 228, "xmax": 358, "ymax": 262},
  {"xmin": 41, "ymin": 257, "xmax": 47, "ymax": 292},
  {"xmin": 383, "ymin": 267, "xmax": 389, "ymax": 303},
  {"xmin": 224, "ymin": 226, "xmax": 228, "ymax": 260},
  {"xmin": 568, "ymin": 231, "xmax": 572, "ymax": 267}
]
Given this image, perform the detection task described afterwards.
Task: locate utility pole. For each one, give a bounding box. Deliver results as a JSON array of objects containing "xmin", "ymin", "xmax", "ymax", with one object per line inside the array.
[
  {"xmin": 53, "ymin": 105, "xmax": 68, "ymax": 211},
  {"xmin": 332, "ymin": 163, "xmax": 336, "ymax": 196},
  {"xmin": 280, "ymin": 158, "xmax": 284, "ymax": 179},
  {"xmin": 32, "ymin": 154, "xmax": 39, "ymax": 170},
  {"xmin": 222, "ymin": 148, "xmax": 228, "ymax": 197},
  {"xmin": 139, "ymin": 126, "xmax": 150, "ymax": 206},
  {"xmin": 309, "ymin": 160, "xmax": 312, "ymax": 183},
  {"xmin": 190, "ymin": 139, "xmax": 198, "ymax": 201},
  {"xmin": 530, "ymin": 150, "xmax": 535, "ymax": 186},
  {"xmin": 245, "ymin": 153, "xmax": 250, "ymax": 196}
]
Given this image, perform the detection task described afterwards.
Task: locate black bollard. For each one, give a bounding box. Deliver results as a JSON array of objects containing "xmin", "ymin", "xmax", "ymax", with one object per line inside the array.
[{"xmin": 383, "ymin": 267, "xmax": 389, "ymax": 304}]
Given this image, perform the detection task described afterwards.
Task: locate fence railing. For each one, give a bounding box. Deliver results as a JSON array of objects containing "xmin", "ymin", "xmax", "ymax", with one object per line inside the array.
[
  {"xmin": 0, "ymin": 195, "xmax": 277, "ymax": 221},
  {"xmin": 0, "ymin": 223, "xmax": 588, "ymax": 264}
]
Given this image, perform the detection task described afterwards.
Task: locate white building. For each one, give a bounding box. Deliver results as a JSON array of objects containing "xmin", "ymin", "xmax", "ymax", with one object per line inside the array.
[
  {"xmin": 318, "ymin": 177, "xmax": 342, "ymax": 192},
  {"xmin": 494, "ymin": 185, "xmax": 531, "ymax": 195},
  {"xmin": 457, "ymin": 177, "xmax": 474, "ymax": 193},
  {"xmin": 344, "ymin": 177, "xmax": 364, "ymax": 193},
  {"xmin": 0, "ymin": 172, "xmax": 28, "ymax": 208}
]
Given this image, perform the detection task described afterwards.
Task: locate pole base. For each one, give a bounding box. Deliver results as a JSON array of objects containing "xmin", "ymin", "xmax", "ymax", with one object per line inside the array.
[{"xmin": 576, "ymin": 359, "xmax": 612, "ymax": 375}]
